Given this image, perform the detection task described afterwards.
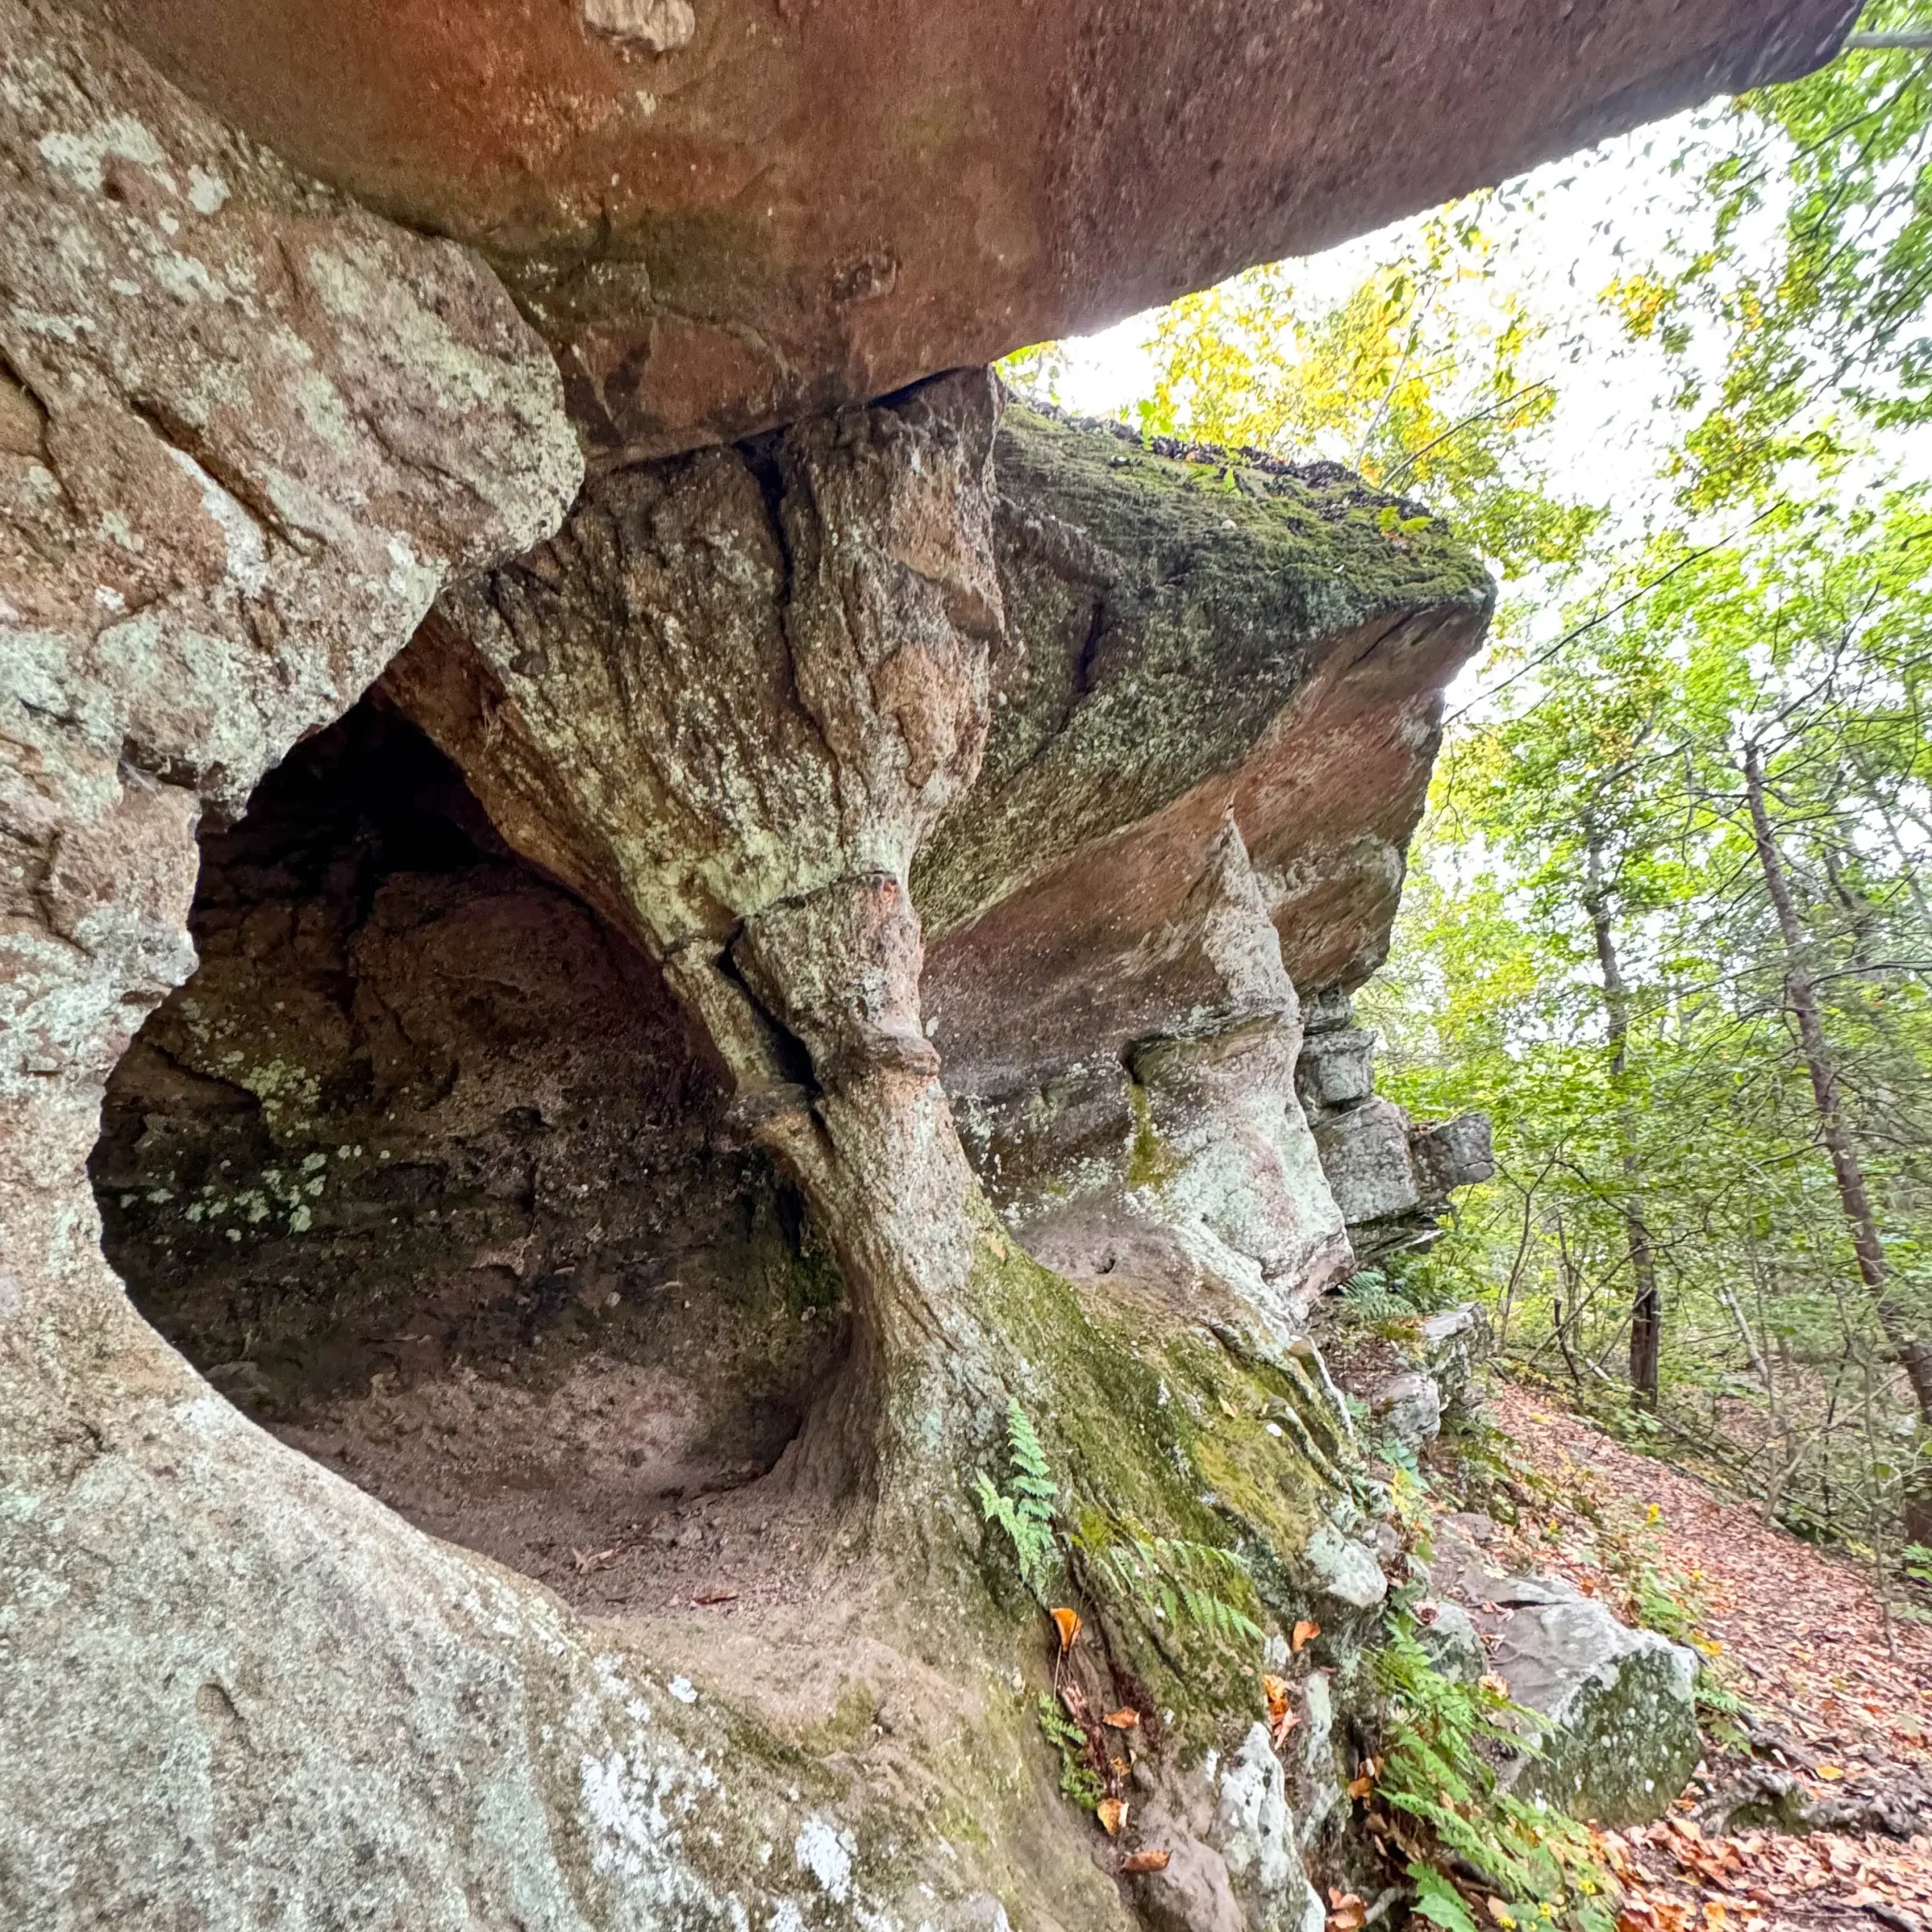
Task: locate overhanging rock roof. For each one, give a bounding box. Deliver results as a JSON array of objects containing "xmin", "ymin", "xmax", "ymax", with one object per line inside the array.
[{"xmin": 94, "ymin": 0, "xmax": 1858, "ymax": 459}]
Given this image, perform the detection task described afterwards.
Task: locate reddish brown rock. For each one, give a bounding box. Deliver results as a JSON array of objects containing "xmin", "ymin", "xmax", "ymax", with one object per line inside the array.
[{"xmin": 92, "ymin": 0, "xmax": 1857, "ymax": 457}]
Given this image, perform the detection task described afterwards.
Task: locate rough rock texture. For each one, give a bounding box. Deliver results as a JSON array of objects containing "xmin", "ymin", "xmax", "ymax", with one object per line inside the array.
[
  {"xmin": 1429, "ymin": 1524, "xmax": 1703, "ymax": 1828},
  {"xmin": 2, "ymin": 2, "xmax": 1850, "ymax": 1924},
  {"xmin": 90, "ymin": 702, "xmax": 849, "ymax": 1598},
  {"xmin": 1294, "ymin": 992, "xmax": 1495, "ymax": 1261},
  {"xmin": 920, "ymin": 411, "xmax": 1494, "ymax": 1328},
  {"xmin": 0, "ymin": 10, "xmax": 875, "ymax": 1927},
  {"xmin": 88, "ymin": 0, "xmax": 1860, "ymax": 456},
  {"xmin": 386, "ymin": 368, "xmax": 1026, "ymax": 1548}
]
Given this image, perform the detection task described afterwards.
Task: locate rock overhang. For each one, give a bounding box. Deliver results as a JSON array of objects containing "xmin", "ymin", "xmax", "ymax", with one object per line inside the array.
[
  {"xmin": 918, "ymin": 406, "xmax": 1496, "ymax": 1103},
  {"xmin": 87, "ymin": 0, "xmax": 1860, "ymax": 460}
]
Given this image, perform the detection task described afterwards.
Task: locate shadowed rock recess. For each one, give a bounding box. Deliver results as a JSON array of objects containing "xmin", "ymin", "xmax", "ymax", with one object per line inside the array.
[{"xmin": 2, "ymin": 3, "xmax": 1850, "ymax": 1929}]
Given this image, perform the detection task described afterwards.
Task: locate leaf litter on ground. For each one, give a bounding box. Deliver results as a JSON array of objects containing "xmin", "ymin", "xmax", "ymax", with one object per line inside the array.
[{"xmin": 1487, "ymin": 1386, "xmax": 1932, "ymax": 1931}]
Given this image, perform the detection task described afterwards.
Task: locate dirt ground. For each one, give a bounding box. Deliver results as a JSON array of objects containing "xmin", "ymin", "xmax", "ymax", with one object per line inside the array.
[{"xmin": 1484, "ymin": 1384, "xmax": 1932, "ymax": 1932}]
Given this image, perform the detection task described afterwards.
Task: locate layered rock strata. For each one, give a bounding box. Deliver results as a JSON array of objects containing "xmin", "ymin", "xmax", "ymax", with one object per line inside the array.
[
  {"xmin": 0, "ymin": 11, "xmax": 884, "ymax": 1929},
  {"xmin": 1297, "ymin": 991, "xmax": 1496, "ymax": 1261},
  {"xmin": 0, "ymin": 0, "xmax": 1831, "ymax": 1921}
]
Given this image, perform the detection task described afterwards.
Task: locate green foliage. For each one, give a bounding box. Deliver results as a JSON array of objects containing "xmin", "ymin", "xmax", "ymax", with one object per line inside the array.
[
  {"xmin": 1035, "ymin": 1694, "xmax": 1103, "ymax": 1810},
  {"xmin": 1362, "ymin": 485, "xmax": 1932, "ymax": 1552},
  {"xmin": 1372, "ymin": 1619, "xmax": 1617, "ymax": 1932},
  {"xmin": 977, "ymin": 1398, "xmax": 1266, "ymax": 1656},
  {"xmin": 1411, "ymin": 1864, "xmax": 1481, "ymax": 1932},
  {"xmin": 1134, "ymin": 202, "xmax": 1601, "ymax": 578},
  {"xmin": 1075, "ymin": 1522, "xmax": 1267, "ymax": 1654},
  {"xmin": 1341, "ymin": 1269, "xmax": 1416, "ymax": 1325},
  {"xmin": 1607, "ymin": 2, "xmax": 1932, "ymax": 506},
  {"xmin": 975, "ymin": 1398, "xmax": 1060, "ymax": 1595}
]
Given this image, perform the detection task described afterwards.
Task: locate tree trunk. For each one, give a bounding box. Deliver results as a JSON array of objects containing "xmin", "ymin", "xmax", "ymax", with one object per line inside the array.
[
  {"xmin": 1582, "ymin": 827, "xmax": 1663, "ymax": 1407},
  {"xmin": 1741, "ymin": 743, "xmax": 1932, "ymax": 1432}
]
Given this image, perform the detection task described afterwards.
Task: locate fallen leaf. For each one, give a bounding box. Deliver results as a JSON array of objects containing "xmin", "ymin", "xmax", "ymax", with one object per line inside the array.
[
  {"xmin": 1485, "ymin": 1898, "xmax": 1517, "ymax": 1930},
  {"xmin": 1346, "ymin": 1772, "xmax": 1374, "ymax": 1799},
  {"xmin": 1813, "ymin": 1764, "xmax": 1843, "ymax": 1781},
  {"xmin": 1097, "ymin": 1797, "xmax": 1125, "ymax": 1837},
  {"xmin": 1121, "ymin": 1849, "xmax": 1171, "ymax": 1875},
  {"xmin": 1103, "ymin": 1706, "xmax": 1140, "ymax": 1730},
  {"xmin": 1052, "ymin": 1607, "xmax": 1082, "ymax": 1652},
  {"xmin": 1262, "ymin": 1673, "xmax": 1293, "ymax": 1718},
  {"xmin": 1478, "ymin": 1672, "xmax": 1512, "ymax": 1698},
  {"xmin": 1292, "ymin": 1620, "xmax": 1321, "ymax": 1653}
]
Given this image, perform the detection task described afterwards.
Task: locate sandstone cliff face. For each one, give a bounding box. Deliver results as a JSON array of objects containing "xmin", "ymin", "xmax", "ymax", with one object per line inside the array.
[
  {"xmin": 94, "ymin": 408, "xmax": 1493, "ymax": 1614},
  {"xmin": 921, "ymin": 411, "xmax": 1492, "ymax": 1334},
  {"xmin": 2, "ymin": 2, "xmax": 1839, "ymax": 1924},
  {"xmin": 0, "ymin": 9, "xmax": 814, "ymax": 1928}
]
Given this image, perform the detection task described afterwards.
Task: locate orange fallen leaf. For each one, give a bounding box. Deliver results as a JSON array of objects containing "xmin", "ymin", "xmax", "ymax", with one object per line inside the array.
[
  {"xmin": 1121, "ymin": 1849, "xmax": 1171, "ymax": 1874},
  {"xmin": 1292, "ymin": 1620, "xmax": 1321, "ymax": 1653},
  {"xmin": 1103, "ymin": 1707, "xmax": 1141, "ymax": 1730},
  {"xmin": 1327, "ymin": 1891, "xmax": 1367, "ymax": 1932},
  {"xmin": 1346, "ymin": 1773, "xmax": 1374, "ymax": 1800},
  {"xmin": 1052, "ymin": 1607, "xmax": 1082, "ymax": 1652},
  {"xmin": 1478, "ymin": 1672, "xmax": 1512, "ymax": 1698},
  {"xmin": 1097, "ymin": 1797, "xmax": 1126, "ymax": 1837},
  {"xmin": 1262, "ymin": 1673, "xmax": 1293, "ymax": 1718},
  {"xmin": 1812, "ymin": 1764, "xmax": 1843, "ymax": 1781}
]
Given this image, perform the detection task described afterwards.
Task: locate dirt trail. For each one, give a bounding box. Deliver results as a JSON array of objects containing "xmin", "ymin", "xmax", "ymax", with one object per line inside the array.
[{"xmin": 1485, "ymin": 1384, "xmax": 1932, "ymax": 1930}]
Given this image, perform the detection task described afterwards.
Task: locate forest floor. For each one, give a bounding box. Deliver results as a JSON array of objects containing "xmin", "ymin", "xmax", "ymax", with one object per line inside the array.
[{"xmin": 1481, "ymin": 1384, "xmax": 1932, "ymax": 1932}]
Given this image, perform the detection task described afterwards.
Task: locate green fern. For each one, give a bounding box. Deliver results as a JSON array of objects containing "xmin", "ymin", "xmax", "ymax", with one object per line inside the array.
[
  {"xmin": 1077, "ymin": 1523, "xmax": 1266, "ymax": 1652},
  {"xmin": 974, "ymin": 1398, "xmax": 1060, "ymax": 1595},
  {"xmin": 1035, "ymin": 1694, "xmax": 1103, "ymax": 1809},
  {"xmin": 1371, "ymin": 1619, "xmax": 1616, "ymax": 1932},
  {"xmin": 1342, "ymin": 1268, "xmax": 1414, "ymax": 1324}
]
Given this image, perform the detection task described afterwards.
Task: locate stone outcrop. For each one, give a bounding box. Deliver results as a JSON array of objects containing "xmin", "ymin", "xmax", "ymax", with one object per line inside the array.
[
  {"xmin": 0, "ymin": 10, "xmax": 859, "ymax": 1928},
  {"xmin": 2, "ymin": 2, "xmax": 1854, "ymax": 1925},
  {"xmin": 91, "ymin": 0, "xmax": 1859, "ymax": 455},
  {"xmin": 1296, "ymin": 992, "xmax": 1495, "ymax": 1261},
  {"xmin": 921, "ymin": 412, "xmax": 1493, "ymax": 1333},
  {"xmin": 1427, "ymin": 1523, "xmax": 1703, "ymax": 1829}
]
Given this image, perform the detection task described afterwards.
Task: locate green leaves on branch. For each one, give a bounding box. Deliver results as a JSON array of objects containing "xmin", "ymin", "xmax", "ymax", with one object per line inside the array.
[
  {"xmin": 1073, "ymin": 1525, "xmax": 1266, "ymax": 1652},
  {"xmin": 1135, "ymin": 205, "xmax": 1600, "ymax": 579},
  {"xmin": 1607, "ymin": 0, "xmax": 1932, "ymax": 506},
  {"xmin": 1371, "ymin": 1620, "xmax": 1616, "ymax": 1932}
]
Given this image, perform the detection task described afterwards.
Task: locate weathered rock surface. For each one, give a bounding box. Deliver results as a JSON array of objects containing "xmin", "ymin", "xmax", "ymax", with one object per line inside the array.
[
  {"xmin": 1428, "ymin": 1525, "xmax": 1702, "ymax": 1828},
  {"xmin": 91, "ymin": 0, "xmax": 1859, "ymax": 456},
  {"xmin": 1295, "ymin": 993, "xmax": 1495, "ymax": 1260},
  {"xmin": 921, "ymin": 411, "xmax": 1494, "ymax": 1327},
  {"xmin": 91, "ymin": 702, "xmax": 847, "ymax": 1596},
  {"xmin": 2, "ymin": 1, "xmax": 1845, "ymax": 1921},
  {"xmin": 0, "ymin": 11, "xmax": 876, "ymax": 1928}
]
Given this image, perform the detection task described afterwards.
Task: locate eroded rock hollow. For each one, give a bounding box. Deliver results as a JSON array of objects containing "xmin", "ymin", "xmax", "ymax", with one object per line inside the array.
[{"xmin": 1, "ymin": 1, "xmax": 1846, "ymax": 1926}]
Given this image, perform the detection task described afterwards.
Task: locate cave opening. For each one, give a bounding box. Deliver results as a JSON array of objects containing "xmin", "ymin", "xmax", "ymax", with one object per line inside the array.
[{"xmin": 90, "ymin": 694, "xmax": 851, "ymax": 1609}]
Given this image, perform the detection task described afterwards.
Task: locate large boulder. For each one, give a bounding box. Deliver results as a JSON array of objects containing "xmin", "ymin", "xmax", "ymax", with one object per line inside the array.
[
  {"xmin": 91, "ymin": 0, "xmax": 1858, "ymax": 457},
  {"xmin": 920, "ymin": 412, "xmax": 1493, "ymax": 1327},
  {"xmin": 1428, "ymin": 1527, "xmax": 1701, "ymax": 1828}
]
